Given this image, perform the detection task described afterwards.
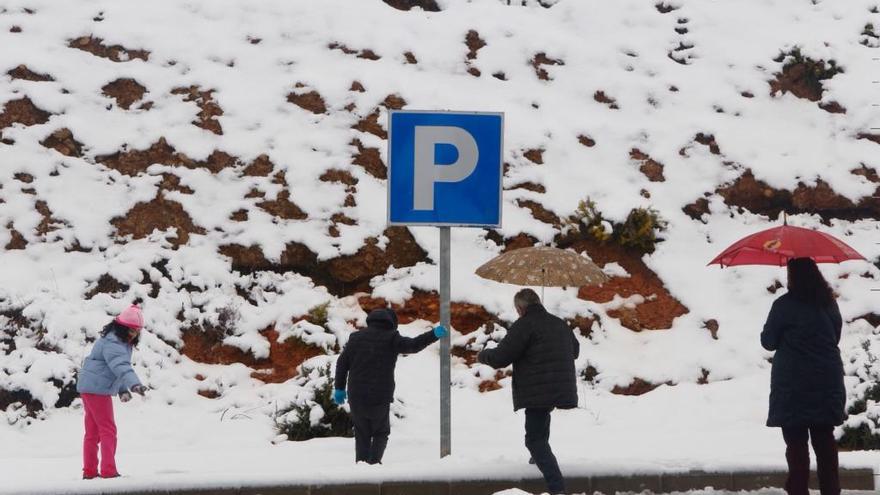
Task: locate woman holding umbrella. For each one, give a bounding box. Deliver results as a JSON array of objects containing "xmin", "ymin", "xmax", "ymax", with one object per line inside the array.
[{"xmin": 761, "ymin": 257, "xmax": 845, "ymax": 495}]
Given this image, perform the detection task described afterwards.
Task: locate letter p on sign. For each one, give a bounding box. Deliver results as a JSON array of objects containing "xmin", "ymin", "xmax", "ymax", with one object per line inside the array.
[{"xmin": 388, "ymin": 111, "xmax": 503, "ymax": 227}]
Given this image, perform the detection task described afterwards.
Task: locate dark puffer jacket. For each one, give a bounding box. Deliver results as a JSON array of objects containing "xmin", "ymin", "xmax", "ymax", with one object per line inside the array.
[
  {"xmin": 335, "ymin": 309, "xmax": 438, "ymax": 407},
  {"xmin": 478, "ymin": 304, "xmax": 579, "ymax": 411},
  {"xmin": 761, "ymin": 293, "xmax": 846, "ymax": 428}
]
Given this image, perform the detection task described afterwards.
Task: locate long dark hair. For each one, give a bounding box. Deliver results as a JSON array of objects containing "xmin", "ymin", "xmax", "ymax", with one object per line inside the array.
[
  {"xmin": 102, "ymin": 320, "xmax": 139, "ymax": 347},
  {"xmin": 786, "ymin": 257, "xmax": 834, "ymax": 307}
]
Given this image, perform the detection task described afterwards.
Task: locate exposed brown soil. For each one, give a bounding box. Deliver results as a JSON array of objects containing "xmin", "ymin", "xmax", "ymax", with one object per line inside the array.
[
  {"xmin": 35, "ymin": 200, "xmax": 65, "ymax": 235},
  {"xmin": 40, "ymin": 128, "xmax": 83, "ymax": 157},
  {"xmin": 381, "ymin": 0, "xmax": 440, "ymax": 11},
  {"xmin": 578, "ymin": 135, "xmax": 596, "ymax": 147},
  {"xmin": 656, "ymin": 2, "xmax": 680, "ymax": 13},
  {"xmin": 694, "ymin": 133, "xmax": 721, "ymax": 155},
  {"xmin": 319, "ymin": 169, "xmax": 358, "ymax": 186},
  {"xmin": 852, "ymin": 164, "xmax": 880, "ymax": 183},
  {"xmin": 328, "ymin": 42, "xmax": 381, "ymax": 60},
  {"xmin": 852, "ymin": 313, "xmax": 880, "ymax": 327},
  {"xmin": 682, "ymin": 197, "xmax": 710, "ymax": 220},
  {"xmin": 230, "ymin": 209, "xmax": 248, "ymax": 222},
  {"xmin": 769, "ymin": 49, "xmax": 842, "ymax": 102},
  {"xmin": 96, "ymin": 138, "xmax": 239, "ymax": 176},
  {"xmin": 716, "ymin": 169, "xmax": 880, "ymax": 221},
  {"xmin": 5, "ymin": 223, "xmax": 27, "ymax": 250},
  {"xmin": 158, "ymin": 173, "xmax": 195, "ymax": 195},
  {"xmin": 7, "ymin": 65, "xmax": 54, "ymax": 81},
  {"xmin": 819, "ymin": 101, "xmax": 846, "ymax": 114},
  {"xmin": 702, "ymin": 319, "xmax": 719, "ymax": 340},
  {"xmin": 242, "ymin": 154, "xmax": 274, "ymax": 177},
  {"xmin": 15, "ymin": 173, "xmax": 33, "ymax": 183},
  {"xmin": 630, "ymin": 148, "xmax": 665, "ymax": 182},
  {"xmin": 221, "ymin": 228, "xmax": 426, "ymax": 296},
  {"xmin": 172, "ymin": 86, "xmax": 224, "ymax": 134},
  {"xmin": 69, "ymin": 36, "xmax": 149, "ymax": 62},
  {"xmin": 568, "ymin": 314, "xmax": 597, "ymax": 338},
  {"xmin": 351, "ymin": 139, "xmax": 386, "ymax": 179},
  {"xmin": 0, "ymin": 97, "xmax": 51, "ymax": 130},
  {"xmin": 85, "ymin": 274, "xmax": 130, "ymax": 299},
  {"xmin": 359, "ymin": 290, "xmax": 496, "ymax": 334},
  {"xmin": 492, "ymin": 72, "xmax": 507, "ymax": 81},
  {"xmin": 350, "ymin": 81, "xmax": 366, "ymax": 93},
  {"xmin": 594, "ymin": 91, "xmax": 619, "ymax": 109},
  {"xmin": 102, "ymin": 78, "xmax": 146, "ymax": 110},
  {"xmin": 508, "ymin": 182, "xmax": 546, "ymax": 194},
  {"xmin": 465, "ymin": 30, "xmax": 486, "ymax": 61},
  {"xmin": 523, "ymin": 148, "xmax": 544, "ymax": 164},
  {"xmin": 516, "ymin": 199, "xmax": 561, "ymax": 226},
  {"xmin": 197, "ymin": 389, "xmax": 220, "ymax": 399},
  {"xmin": 111, "ymin": 195, "xmax": 206, "ymax": 246},
  {"xmin": 287, "ymin": 88, "xmax": 327, "ymax": 115},
  {"xmin": 612, "ymin": 378, "xmax": 670, "ymax": 396},
  {"xmin": 858, "ymin": 133, "xmax": 880, "ymax": 145},
  {"xmin": 531, "ymin": 52, "xmax": 564, "ymax": 81},
  {"xmin": 354, "ymin": 110, "xmax": 385, "ymax": 138},
  {"xmin": 565, "ymin": 238, "xmax": 689, "ymax": 331},
  {"xmin": 404, "ymin": 52, "xmax": 418, "ymax": 64},
  {"xmin": 257, "ymin": 190, "xmax": 307, "ymax": 220}
]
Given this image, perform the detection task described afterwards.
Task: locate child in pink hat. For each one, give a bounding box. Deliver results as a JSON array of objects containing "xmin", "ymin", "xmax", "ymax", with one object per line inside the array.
[{"xmin": 76, "ymin": 304, "xmax": 147, "ymax": 479}]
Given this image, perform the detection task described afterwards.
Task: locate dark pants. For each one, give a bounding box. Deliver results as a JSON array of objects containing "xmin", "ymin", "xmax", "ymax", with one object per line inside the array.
[
  {"xmin": 525, "ymin": 408, "xmax": 565, "ymax": 494},
  {"xmin": 350, "ymin": 402, "xmax": 391, "ymax": 464},
  {"xmin": 781, "ymin": 425, "xmax": 840, "ymax": 495}
]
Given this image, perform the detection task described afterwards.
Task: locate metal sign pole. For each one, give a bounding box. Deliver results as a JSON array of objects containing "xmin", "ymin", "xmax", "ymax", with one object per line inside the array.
[{"xmin": 439, "ymin": 226, "xmax": 451, "ymax": 457}]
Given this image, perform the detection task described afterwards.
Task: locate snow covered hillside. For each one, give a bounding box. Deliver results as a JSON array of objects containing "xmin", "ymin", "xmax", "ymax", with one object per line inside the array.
[{"xmin": 2, "ymin": 0, "xmax": 880, "ymax": 489}]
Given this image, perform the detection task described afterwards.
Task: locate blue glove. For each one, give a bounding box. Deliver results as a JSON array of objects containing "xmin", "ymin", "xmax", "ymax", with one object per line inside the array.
[
  {"xmin": 433, "ymin": 325, "xmax": 448, "ymax": 338},
  {"xmin": 333, "ymin": 389, "xmax": 347, "ymax": 405}
]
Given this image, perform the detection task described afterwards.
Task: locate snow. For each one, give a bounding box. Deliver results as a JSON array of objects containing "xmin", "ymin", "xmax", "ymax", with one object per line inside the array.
[{"xmin": 1, "ymin": 0, "xmax": 880, "ymax": 492}]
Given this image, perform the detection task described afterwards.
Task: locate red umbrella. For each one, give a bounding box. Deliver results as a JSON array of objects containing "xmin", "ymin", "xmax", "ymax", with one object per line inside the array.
[{"xmin": 708, "ymin": 224, "xmax": 866, "ymax": 267}]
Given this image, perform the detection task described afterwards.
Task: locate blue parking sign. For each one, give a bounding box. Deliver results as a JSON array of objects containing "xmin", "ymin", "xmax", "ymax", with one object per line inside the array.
[{"xmin": 387, "ymin": 111, "xmax": 503, "ymax": 227}]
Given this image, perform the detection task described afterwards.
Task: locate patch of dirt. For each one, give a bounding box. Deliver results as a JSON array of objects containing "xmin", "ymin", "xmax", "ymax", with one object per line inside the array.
[
  {"xmin": 7, "ymin": 65, "xmax": 54, "ymax": 81},
  {"xmin": 242, "ymin": 154, "xmax": 274, "ymax": 177},
  {"xmin": 0, "ymin": 388, "xmax": 44, "ymax": 416},
  {"xmin": 111, "ymin": 195, "xmax": 206, "ymax": 246},
  {"xmin": 354, "ymin": 110, "xmax": 386, "ymax": 138},
  {"xmin": 351, "ymin": 139, "xmax": 386, "ymax": 179},
  {"xmin": 819, "ymin": 101, "xmax": 846, "ymax": 114},
  {"xmin": 656, "ymin": 2, "xmax": 680, "ymax": 13},
  {"xmin": 852, "ymin": 313, "xmax": 880, "ymax": 328},
  {"xmin": 35, "ymin": 200, "xmax": 65, "ymax": 236},
  {"xmin": 0, "ymin": 97, "xmax": 51, "ymax": 130},
  {"xmin": 40, "ymin": 128, "xmax": 83, "ymax": 157},
  {"xmin": 702, "ymin": 319, "xmax": 719, "ymax": 340},
  {"xmin": 465, "ymin": 29, "xmax": 486, "ymax": 60},
  {"xmin": 257, "ymin": 190, "xmax": 307, "ymax": 220},
  {"xmin": 611, "ymin": 378, "xmax": 671, "ymax": 396},
  {"xmin": 85, "ymin": 274, "xmax": 130, "ymax": 299},
  {"xmin": 852, "ymin": 164, "xmax": 880, "ymax": 183},
  {"xmin": 4, "ymin": 223, "xmax": 27, "ymax": 250},
  {"xmin": 682, "ymin": 197, "xmax": 710, "ymax": 220},
  {"xmin": 594, "ymin": 91, "xmax": 619, "ymax": 109},
  {"xmin": 68, "ymin": 36, "xmax": 149, "ymax": 62},
  {"xmin": 172, "ymin": 86, "xmax": 224, "ymax": 134},
  {"xmin": 578, "ymin": 135, "xmax": 596, "ymax": 147},
  {"xmin": 404, "ymin": 51, "xmax": 418, "ymax": 64},
  {"xmin": 767, "ymin": 280, "xmax": 783, "ymax": 294},
  {"xmin": 287, "ymin": 87, "xmax": 327, "ymax": 115},
  {"xmin": 197, "ymin": 389, "xmax": 220, "ymax": 399},
  {"xmin": 328, "ymin": 42, "xmax": 381, "ymax": 60},
  {"xmin": 516, "ymin": 199, "xmax": 561, "ymax": 226},
  {"xmin": 565, "ymin": 238, "xmax": 689, "ymax": 331},
  {"xmin": 769, "ymin": 48, "xmax": 843, "ymax": 102},
  {"xmin": 230, "ymin": 209, "xmax": 248, "ymax": 222},
  {"xmin": 508, "ymin": 182, "xmax": 546, "ymax": 194},
  {"xmin": 568, "ymin": 314, "xmax": 597, "ymax": 338},
  {"xmin": 484, "ymin": 231, "xmax": 538, "ymax": 252},
  {"xmin": 15, "ymin": 173, "xmax": 33, "ymax": 183},
  {"xmin": 531, "ymin": 52, "xmax": 564, "ymax": 81},
  {"xmin": 858, "ymin": 133, "xmax": 880, "ymax": 146},
  {"xmin": 359, "ymin": 290, "xmax": 496, "ymax": 335},
  {"xmin": 96, "ymin": 138, "xmax": 239, "ymax": 176},
  {"xmin": 693, "ymin": 133, "xmax": 721, "ymax": 155},
  {"xmin": 630, "ymin": 148, "xmax": 665, "ymax": 182},
  {"xmin": 158, "ymin": 173, "xmax": 195, "ymax": 195},
  {"xmin": 523, "ymin": 148, "xmax": 544, "ymax": 164},
  {"xmin": 381, "ymin": 0, "xmax": 440, "ymax": 11},
  {"xmin": 255, "ymin": 329, "xmax": 326, "ymax": 383},
  {"xmin": 221, "ymin": 228, "xmax": 426, "ymax": 297},
  {"xmin": 382, "ymin": 94, "xmax": 407, "ymax": 110},
  {"xmin": 102, "ymin": 78, "xmax": 146, "ymax": 110},
  {"xmin": 319, "ymin": 169, "xmax": 358, "ymax": 186}
]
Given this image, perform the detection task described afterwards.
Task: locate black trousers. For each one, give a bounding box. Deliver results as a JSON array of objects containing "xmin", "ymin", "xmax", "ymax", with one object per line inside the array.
[
  {"xmin": 525, "ymin": 408, "xmax": 565, "ymax": 494},
  {"xmin": 350, "ymin": 402, "xmax": 391, "ymax": 464},
  {"xmin": 781, "ymin": 425, "xmax": 840, "ymax": 495}
]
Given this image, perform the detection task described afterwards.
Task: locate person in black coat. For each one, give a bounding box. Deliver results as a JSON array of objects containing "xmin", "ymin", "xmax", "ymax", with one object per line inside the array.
[
  {"xmin": 761, "ymin": 257, "xmax": 846, "ymax": 495},
  {"xmin": 333, "ymin": 308, "xmax": 446, "ymax": 464},
  {"xmin": 478, "ymin": 288, "xmax": 579, "ymax": 495}
]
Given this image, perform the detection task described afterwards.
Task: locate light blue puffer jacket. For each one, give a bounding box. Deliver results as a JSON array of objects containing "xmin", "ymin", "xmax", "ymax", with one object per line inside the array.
[{"xmin": 76, "ymin": 332, "xmax": 142, "ymax": 395}]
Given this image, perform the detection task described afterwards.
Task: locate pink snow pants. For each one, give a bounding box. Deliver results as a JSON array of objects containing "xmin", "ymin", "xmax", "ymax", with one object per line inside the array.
[{"xmin": 81, "ymin": 393, "xmax": 118, "ymax": 478}]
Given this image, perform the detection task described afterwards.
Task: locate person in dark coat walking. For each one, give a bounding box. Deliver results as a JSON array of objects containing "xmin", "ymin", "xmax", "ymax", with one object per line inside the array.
[
  {"xmin": 333, "ymin": 308, "xmax": 447, "ymax": 464},
  {"xmin": 478, "ymin": 288, "xmax": 579, "ymax": 495},
  {"xmin": 761, "ymin": 257, "xmax": 846, "ymax": 495}
]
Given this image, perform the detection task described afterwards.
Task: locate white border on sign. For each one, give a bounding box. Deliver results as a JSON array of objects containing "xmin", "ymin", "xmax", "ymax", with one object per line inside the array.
[{"xmin": 386, "ymin": 109, "xmax": 505, "ymax": 228}]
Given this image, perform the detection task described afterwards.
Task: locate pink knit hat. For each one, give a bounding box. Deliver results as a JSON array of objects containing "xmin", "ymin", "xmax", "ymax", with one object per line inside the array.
[{"xmin": 115, "ymin": 304, "xmax": 144, "ymax": 330}]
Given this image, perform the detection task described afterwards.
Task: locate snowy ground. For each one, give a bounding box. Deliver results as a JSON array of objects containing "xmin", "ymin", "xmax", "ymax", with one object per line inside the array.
[{"xmin": 2, "ymin": 0, "xmax": 880, "ymax": 493}]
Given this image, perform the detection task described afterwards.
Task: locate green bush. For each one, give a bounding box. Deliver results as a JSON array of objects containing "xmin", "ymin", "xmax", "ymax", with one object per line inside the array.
[
  {"xmin": 568, "ymin": 198, "xmax": 667, "ymax": 253},
  {"xmin": 838, "ymin": 422, "xmax": 880, "ymax": 451},
  {"xmin": 274, "ymin": 363, "xmax": 353, "ymax": 441}
]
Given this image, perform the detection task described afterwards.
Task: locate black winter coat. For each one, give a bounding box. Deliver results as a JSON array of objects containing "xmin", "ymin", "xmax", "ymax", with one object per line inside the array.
[
  {"xmin": 478, "ymin": 304, "xmax": 579, "ymax": 411},
  {"xmin": 761, "ymin": 293, "xmax": 846, "ymax": 428},
  {"xmin": 335, "ymin": 309, "xmax": 438, "ymax": 407}
]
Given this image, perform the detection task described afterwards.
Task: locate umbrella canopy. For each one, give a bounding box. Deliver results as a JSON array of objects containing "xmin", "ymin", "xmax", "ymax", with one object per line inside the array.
[
  {"xmin": 708, "ymin": 224, "xmax": 865, "ymax": 267},
  {"xmin": 476, "ymin": 246, "xmax": 608, "ymax": 287}
]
